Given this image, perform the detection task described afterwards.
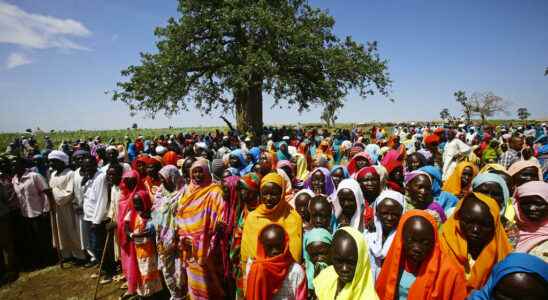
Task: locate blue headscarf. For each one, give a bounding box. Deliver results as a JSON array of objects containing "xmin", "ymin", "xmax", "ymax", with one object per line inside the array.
[
  {"xmin": 418, "ymin": 165, "xmax": 458, "ymax": 213},
  {"xmin": 468, "ymin": 253, "xmax": 548, "ymax": 300},
  {"xmin": 276, "ymin": 141, "xmax": 292, "ymax": 161},
  {"xmin": 330, "ymin": 165, "xmax": 349, "ymax": 179},
  {"xmin": 127, "ymin": 143, "xmax": 137, "ymax": 162},
  {"xmin": 229, "ymin": 149, "xmax": 248, "ymax": 176},
  {"xmin": 365, "ymin": 144, "xmax": 381, "ymax": 164},
  {"xmin": 472, "ymin": 173, "xmax": 510, "ymax": 216},
  {"xmin": 303, "ymin": 228, "xmax": 333, "ymax": 290}
]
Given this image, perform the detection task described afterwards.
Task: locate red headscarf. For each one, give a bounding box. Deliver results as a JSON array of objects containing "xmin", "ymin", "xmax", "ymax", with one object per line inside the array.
[
  {"xmin": 162, "ymin": 150, "xmax": 181, "ymax": 166},
  {"xmin": 353, "ymin": 166, "xmax": 378, "ymax": 224},
  {"xmin": 347, "ymin": 151, "xmax": 373, "ymax": 175},
  {"xmin": 118, "ymin": 169, "xmax": 146, "ymax": 249},
  {"xmin": 376, "ymin": 210, "xmax": 467, "ymax": 300},
  {"xmin": 246, "ymin": 224, "xmax": 297, "ymax": 300},
  {"xmin": 424, "ymin": 134, "xmax": 440, "ymax": 146}
]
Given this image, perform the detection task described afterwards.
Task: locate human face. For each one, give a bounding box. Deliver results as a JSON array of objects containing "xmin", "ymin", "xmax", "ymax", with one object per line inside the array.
[
  {"xmin": 260, "ymin": 182, "xmax": 283, "ymax": 209},
  {"xmin": 518, "ymin": 195, "xmax": 548, "ymax": 223},
  {"xmin": 311, "ymin": 170, "xmax": 325, "ymax": 195},
  {"xmin": 160, "ymin": 174, "xmax": 175, "ymax": 192},
  {"xmin": 306, "ymin": 241, "xmax": 331, "ymax": 265},
  {"xmin": 260, "ymin": 225, "xmax": 286, "ymax": 257},
  {"xmin": 49, "ymin": 158, "xmax": 66, "ymax": 172},
  {"xmin": 280, "ymin": 143, "xmax": 288, "ymax": 153},
  {"xmin": 389, "ymin": 166, "xmax": 404, "ymax": 185},
  {"xmin": 406, "ymin": 154, "xmax": 423, "ymax": 172},
  {"xmin": 106, "ymin": 167, "xmax": 122, "ymax": 186},
  {"xmin": 135, "ymin": 161, "xmax": 147, "ymax": 177},
  {"xmin": 358, "ymin": 172, "xmax": 381, "ymax": 200},
  {"xmin": 493, "ymin": 272, "xmax": 547, "ymax": 300},
  {"xmin": 403, "ymin": 216, "xmax": 435, "ymax": 266},
  {"xmin": 259, "ymin": 154, "xmax": 272, "ymax": 174},
  {"xmin": 229, "ymin": 154, "xmax": 240, "ymax": 168},
  {"xmin": 238, "ymin": 185, "xmax": 258, "ymax": 207},
  {"xmin": 310, "ymin": 198, "xmax": 332, "ymax": 230},
  {"xmin": 133, "ymin": 194, "xmax": 144, "ymax": 212},
  {"xmin": 354, "ymin": 156, "xmax": 370, "ymax": 171},
  {"xmin": 331, "ymin": 231, "xmax": 358, "ymax": 285},
  {"xmin": 406, "ymin": 175, "xmax": 433, "ymax": 209},
  {"xmin": 191, "ymin": 166, "xmax": 205, "ymax": 184},
  {"xmin": 146, "ymin": 163, "xmax": 161, "ymax": 179},
  {"xmin": 73, "ymin": 154, "xmax": 85, "ymax": 169},
  {"xmin": 183, "ymin": 158, "xmax": 195, "ymax": 178},
  {"xmin": 458, "ymin": 196, "xmax": 495, "ymax": 256},
  {"xmin": 331, "ymin": 168, "xmax": 344, "ymax": 188},
  {"xmin": 377, "ymin": 198, "xmax": 403, "ymax": 233},
  {"xmin": 510, "ymin": 136, "xmax": 524, "ymax": 152},
  {"xmin": 337, "ymin": 188, "xmax": 357, "ymax": 218},
  {"xmin": 294, "ymin": 193, "xmax": 311, "ymax": 222},
  {"xmin": 82, "ymin": 158, "xmax": 98, "ymax": 177},
  {"xmin": 460, "ymin": 166, "xmax": 474, "ymax": 189},
  {"xmin": 475, "ymin": 182, "xmax": 504, "ymax": 208},
  {"xmin": 513, "ymin": 167, "xmax": 540, "ymax": 187},
  {"xmin": 106, "ymin": 149, "xmax": 118, "ymax": 163}
]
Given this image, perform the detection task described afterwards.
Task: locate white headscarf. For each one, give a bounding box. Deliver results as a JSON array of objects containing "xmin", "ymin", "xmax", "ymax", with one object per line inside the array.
[
  {"xmin": 290, "ymin": 189, "xmax": 315, "ymax": 209},
  {"xmin": 365, "ymin": 190, "xmax": 406, "ymax": 274},
  {"xmin": 333, "ymin": 178, "xmax": 365, "ymax": 231},
  {"xmin": 48, "ymin": 150, "xmax": 69, "ymax": 166}
]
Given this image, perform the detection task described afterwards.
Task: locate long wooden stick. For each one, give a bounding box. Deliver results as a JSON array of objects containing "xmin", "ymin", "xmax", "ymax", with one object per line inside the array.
[{"xmin": 93, "ymin": 231, "xmax": 111, "ymax": 300}]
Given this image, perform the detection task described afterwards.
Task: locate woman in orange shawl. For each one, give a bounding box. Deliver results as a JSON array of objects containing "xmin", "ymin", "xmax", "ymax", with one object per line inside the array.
[
  {"xmin": 376, "ymin": 210, "xmax": 467, "ymax": 300},
  {"xmin": 442, "ymin": 161, "xmax": 479, "ymax": 199},
  {"xmin": 176, "ymin": 159, "xmax": 226, "ymax": 299},
  {"xmin": 241, "ymin": 172, "xmax": 303, "ymax": 265},
  {"xmin": 440, "ymin": 192, "xmax": 512, "ymax": 294}
]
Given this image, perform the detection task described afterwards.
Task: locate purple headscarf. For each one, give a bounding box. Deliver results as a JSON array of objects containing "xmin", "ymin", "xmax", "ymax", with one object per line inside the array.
[{"xmin": 304, "ymin": 167, "xmax": 336, "ymax": 197}]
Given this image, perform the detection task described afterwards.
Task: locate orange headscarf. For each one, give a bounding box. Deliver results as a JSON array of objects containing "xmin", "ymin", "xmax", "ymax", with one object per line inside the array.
[
  {"xmin": 440, "ymin": 192, "xmax": 512, "ymax": 293},
  {"xmin": 246, "ymin": 224, "xmax": 298, "ymax": 300},
  {"xmin": 162, "ymin": 150, "xmax": 181, "ymax": 166},
  {"xmin": 376, "ymin": 210, "xmax": 467, "ymax": 300},
  {"xmin": 442, "ymin": 161, "xmax": 479, "ymax": 196}
]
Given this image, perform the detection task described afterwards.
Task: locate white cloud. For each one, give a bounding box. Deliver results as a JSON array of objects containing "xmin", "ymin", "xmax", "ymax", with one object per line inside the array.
[
  {"xmin": 5, "ymin": 52, "xmax": 31, "ymax": 69},
  {"xmin": 0, "ymin": 1, "xmax": 92, "ymax": 50}
]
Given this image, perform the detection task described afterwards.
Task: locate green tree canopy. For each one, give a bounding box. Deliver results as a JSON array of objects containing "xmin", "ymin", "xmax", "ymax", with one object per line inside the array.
[{"xmin": 113, "ymin": 0, "xmax": 391, "ymax": 135}]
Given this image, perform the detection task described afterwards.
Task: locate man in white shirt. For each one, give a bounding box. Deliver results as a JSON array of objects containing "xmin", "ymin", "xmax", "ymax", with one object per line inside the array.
[{"xmin": 442, "ymin": 130, "xmax": 471, "ymax": 181}]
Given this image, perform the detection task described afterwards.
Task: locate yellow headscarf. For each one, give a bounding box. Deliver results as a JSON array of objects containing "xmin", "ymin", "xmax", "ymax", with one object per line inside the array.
[
  {"xmin": 479, "ymin": 163, "xmax": 507, "ymax": 175},
  {"xmin": 240, "ymin": 173, "xmax": 303, "ymax": 265},
  {"xmin": 440, "ymin": 192, "xmax": 512, "ymax": 293},
  {"xmin": 295, "ymin": 153, "xmax": 309, "ymax": 181},
  {"xmin": 313, "ymin": 227, "xmax": 379, "ymax": 300},
  {"xmin": 442, "ymin": 161, "xmax": 479, "ymax": 196}
]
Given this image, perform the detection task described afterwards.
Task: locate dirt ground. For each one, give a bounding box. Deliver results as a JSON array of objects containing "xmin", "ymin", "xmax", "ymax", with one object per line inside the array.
[{"xmin": 0, "ymin": 263, "xmax": 169, "ymax": 300}]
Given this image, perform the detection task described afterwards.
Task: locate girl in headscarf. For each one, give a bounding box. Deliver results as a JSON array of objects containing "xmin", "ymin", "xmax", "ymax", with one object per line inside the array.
[
  {"xmin": 353, "ymin": 167, "xmax": 382, "ymax": 226},
  {"xmin": 418, "ymin": 165, "xmax": 459, "ymax": 215},
  {"xmin": 303, "ymin": 227, "xmax": 333, "ymax": 293},
  {"xmin": 330, "ymin": 165, "xmax": 349, "ymax": 190},
  {"xmin": 442, "ymin": 161, "xmax": 479, "ymax": 199},
  {"xmin": 176, "ymin": 159, "xmax": 226, "ymax": 299},
  {"xmin": 365, "ymin": 144, "xmax": 381, "ymax": 165},
  {"xmin": 231, "ymin": 173, "xmax": 262, "ymax": 298},
  {"xmin": 404, "ymin": 170, "xmax": 447, "ymax": 224},
  {"xmin": 375, "ymin": 210, "xmax": 467, "ymax": 300},
  {"xmin": 292, "ymin": 153, "xmax": 309, "ymax": 182},
  {"xmin": 333, "ymin": 178, "xmax": 365, "ymax": 231},
  {"xmin": 316, "ymin": 139, "xmax": 334, "ymax": 163},
  {"xmin": 229, "ymin": 149, "xmax": 249, "ymax": 176},
  {"xmin": 440, "ymin": 192, "xmax": 512, "ymax": 294},
  {"xmin": 313, "ymin": 227, "xmax": 379, "ymax": 300},
  {"xmin": 276, "ymin": 141, "xmax": 292, "ymax": 162},
  {"xmin": 303, "ymin": 167, "xmax": 336, "ymax": 199},
  {"xmin": 364, "ymin": 190, "xmax": 405, "ymax": 279},
  {"xmin": 347, "ymin": 152, "xmax": 373, "ymax": 176},
  {"xmin": 245, "ymin": 223, "xmax": 307, "ymax": 300},
  {"xmin": 124, "ymin": 190, "xmax": 163, "ymax": 297},
  {"xmin": 241, "ymin": 173, "xmax": 303, "ymax": 266},
  {"xmin": 383, "ymin": 158, "xmax": 404, "ymax": 193},
  {"xmin": 220, "ymin": 176, "xmax": 241, "ymax": 293},
  {"xmin": 152, "ymin": 165, "xmax": 186, "ymax": 300},
  {"xmin": 468, "ymin": 253, "xmax": 548, "ymax": 300},
  {"xmin": 513, "ymin": 181, "xmax": 548, "ymax": 262},
  {"xmin": 508, "ymin": 160, "xmax": 543, "ymax": 188},
  {"xmin": 118, "ymin": 170, "xmax": 145, "ymax": 299}
]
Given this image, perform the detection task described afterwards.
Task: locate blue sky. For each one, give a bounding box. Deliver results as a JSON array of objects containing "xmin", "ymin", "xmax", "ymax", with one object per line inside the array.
[{"xmin": 0, "ymin": 0, "xmax": 547, "ymax": 132}]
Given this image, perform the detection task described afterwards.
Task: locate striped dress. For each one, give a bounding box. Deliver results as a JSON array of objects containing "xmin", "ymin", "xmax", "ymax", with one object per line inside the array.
[{"xmin": 176, "ymin": 182, "xmax": 226, "ymax": 300}]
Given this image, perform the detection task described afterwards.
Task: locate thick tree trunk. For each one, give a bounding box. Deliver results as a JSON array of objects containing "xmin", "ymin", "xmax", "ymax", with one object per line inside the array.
[{"xmin": 234, "ymin": 82, "xmax": 263, "ymax": 142}]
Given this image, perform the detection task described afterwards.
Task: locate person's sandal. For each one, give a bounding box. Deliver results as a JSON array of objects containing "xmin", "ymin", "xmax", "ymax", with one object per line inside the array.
[
  {"xmin": 113, "ymin": 274, "xmax": 125, "ymax": 282},
  {"xmin": 119, "ymin": 291, "xmax": 134, "ymax": 300}
]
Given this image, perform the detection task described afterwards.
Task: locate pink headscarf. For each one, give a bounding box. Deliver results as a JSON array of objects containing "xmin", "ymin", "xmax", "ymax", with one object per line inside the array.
[
  {"xmin": 508, "ymin": 160, "xmax": 543, "ymax": 181},
  {"xmin": 347, "ymin": 151, "xmax": 373, "ymax": 175},
  {"xmin": 513, "ymin": 181, "xmax": 548, "ymax": 253}
]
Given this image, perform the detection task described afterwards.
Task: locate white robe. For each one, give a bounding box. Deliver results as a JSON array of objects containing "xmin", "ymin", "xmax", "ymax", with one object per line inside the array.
[
  {"xmin": 73, "ymin": 168, "xmax": 89, "ymax": 251},
  {"xmin": 442, "ymin": 138, "xmax": 471, "ymax": 181},
  {"xmin": 50, "ymin": 168, "xmax": 81, "ymax": 254}
]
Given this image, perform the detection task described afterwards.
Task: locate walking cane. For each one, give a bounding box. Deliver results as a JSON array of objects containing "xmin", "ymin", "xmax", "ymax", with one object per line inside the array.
[{"xmin": 93, "ymin": 231, "xmax": 111, "ymax": 300}]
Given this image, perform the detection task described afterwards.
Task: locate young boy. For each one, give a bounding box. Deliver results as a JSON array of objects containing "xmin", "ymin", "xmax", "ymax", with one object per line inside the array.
[{"xmin": 246, "ymin": 223, "xmax": 307, "ymax": 300}]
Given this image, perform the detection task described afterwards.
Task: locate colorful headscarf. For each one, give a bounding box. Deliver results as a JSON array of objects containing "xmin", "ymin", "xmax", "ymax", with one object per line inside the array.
[
  {"xmin": 507, "ymin": 160, "xmax": 543, "ymax": 181},
  {"xmin": 442, "ymin": 161, "xmax": 479, "ymax": 197},
  {"xmin": 468, "ymin": 253, "xmax": 548, "ymax": 300},
  {"xmin": 304, "ymin": 167, "xmax": 336, "ymax": 197},
  {"xmin": 365, "ymin": 144, "xmax": 381, "ymax": 164},
  {"xmin": 376, "ymin": 210, "xmax": 467, "ymax": 300},
  {"xmin": 513, "ymin": 181, "xmax": 548, "ymax": 253},
  {"xmin": 440, "ymin": 192, "xmax": 512, "ymax": 293},
  {"xmin": 471, "ymin": 173, "xmax": 510, "ymax": 215},
  {"xmin": 294, "ymin": 153, "xmax": 309, "ymax": 181},
  {"xmin": 330, "ymin": 165, "xmax": 349, "ymax": 179},
  {"xmin": 303, "ymin": 228, "xmax": 333, "ymax": 290},
  {"xmin": 347, "ymin": 151, "xmax": 373, "ymax": 175},
  {"xmin": 333, "ymin": 178, "xmax": 365, "ymax": 230},
  {"xmin": 313, "ymin": 227, "xmax": 379, "ymax": 300},
  {"xmin": 162, "ymin": 150, "xmax": 181, "ymax": 166}
]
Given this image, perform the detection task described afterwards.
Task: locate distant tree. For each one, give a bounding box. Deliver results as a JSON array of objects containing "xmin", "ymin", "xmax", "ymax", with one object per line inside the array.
[
  {"xmin": 112, "ymin": 0, "xmax": 391, "ymax": 139},
  {"xmin": 132, "ymin": 123, "xmax": 138, "ymax": 129},
  {"xmin": 469, "ymin": 91, "xmax": 509, "ymax": 124},
  {"xmin": 320, "ymin": 99, "xmax": 343, "ymax": 127},
  {"xmin": 454, "ymin": 90, "xmax": 473, "ymax": 124},
  {"xmin": 440, "ymin": 108, "xmax": 450, "ymax": 122},
  {"xmin": 517, "ymin": 107, "xmax": 531, "ymax": 123}
]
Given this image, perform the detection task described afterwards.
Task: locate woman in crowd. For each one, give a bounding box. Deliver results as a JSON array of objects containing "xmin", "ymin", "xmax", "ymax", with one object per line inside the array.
[
  {"xmin": 440, "ymin": 192, "xmax": 512, "ymax": 294},
  {"xmin": 365, "ymin": 190, "xmax": 405, "ymax": 279},
  {"xmin": 442, "ymin": 161, "xmax": 479, "ymax": 199},
  {"xmin": 303, "ymin": 227, "xmax": 333, "ymax": 295},
  {"xmin": 353, "ymin": 166, "xmax": 382, "ymax": 226},
  {"xmin": 176, "ymin": 159, "xmax": 226, "ymax": 299},
  {"xmin": 304, "ymin": 167, "xmax": 336, "ymax": 199},
  {"xmin": 508, "ymin": 160, "xmax": 544, "ymax": 188},
  {"xmin": 346, "ymin": 152, "xmax": 373, "ymax": 176},
  {"xmin": 330, "ymin": 165, "xmax": 349, "ymax": 190},
  {"xmin": 404, "ymin": 170, "xmax": 446, "ymax": 223},
  {"xmin": 333, "ymin": 178, "xmax": 364, "ymax": 230},
  {"xmin": 313, "ymin": 227, "xmax": 379, "ymax": 300},
  {"xmin": 513, "ymin": 181, "xmax": 548, "ymax": 262}
]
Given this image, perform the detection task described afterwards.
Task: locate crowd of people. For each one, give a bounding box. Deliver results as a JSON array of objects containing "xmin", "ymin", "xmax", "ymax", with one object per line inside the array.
[{"xmin": 0, "ymin": 122, "xmax": 547, "ymax": 300}]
